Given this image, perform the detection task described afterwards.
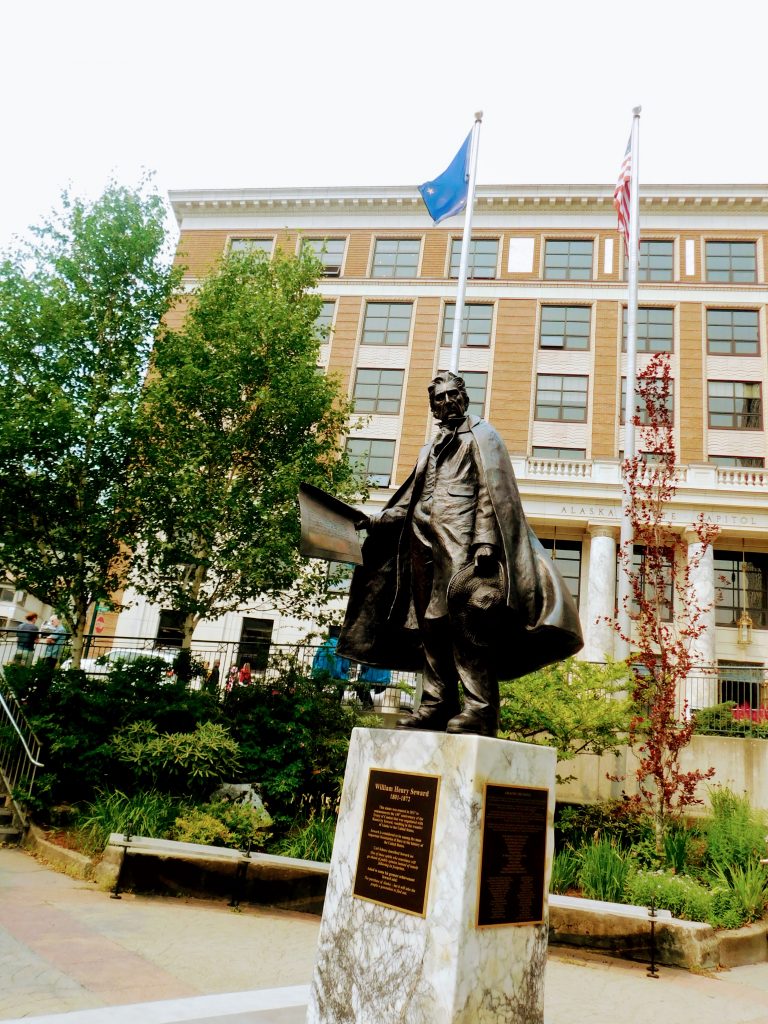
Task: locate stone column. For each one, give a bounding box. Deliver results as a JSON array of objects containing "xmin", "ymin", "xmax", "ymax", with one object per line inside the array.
[
  {"xmin": 584, "ymin": 525, "xmax": 618, "ymax": 662},
  {"xmin": 684, "ymin": 529, "xmax": 717, "ymax": 711}
]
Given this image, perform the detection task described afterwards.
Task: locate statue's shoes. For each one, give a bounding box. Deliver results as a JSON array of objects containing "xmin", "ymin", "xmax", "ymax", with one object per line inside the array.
[
  {"xmin": 445, "ymin": 708, "xmax": 498, "ymax": 738},
  {"xmin": 396, "ymin": 703, "xmax": 460, "ymax": 731}
]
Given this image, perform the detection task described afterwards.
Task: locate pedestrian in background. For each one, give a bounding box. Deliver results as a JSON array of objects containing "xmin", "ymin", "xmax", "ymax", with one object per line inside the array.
[
  {"xmin": 13, "ymin": 612, "xmax": 39, "ymax": 666},
  {"xmin": 39, "ymin": 615, "xmax": 67, "ymax": 670}
]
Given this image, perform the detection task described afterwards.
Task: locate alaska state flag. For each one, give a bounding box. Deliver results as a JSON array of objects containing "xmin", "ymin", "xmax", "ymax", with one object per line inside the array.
[{"xmin": 418, "ymin": 132, "xmax": 471, "ymax": 224}]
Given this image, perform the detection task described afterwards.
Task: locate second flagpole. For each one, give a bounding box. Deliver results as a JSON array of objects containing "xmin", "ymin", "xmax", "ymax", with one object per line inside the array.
[{"xmin": 448, "ymin": 111, "xmax": 483, "ymax": 375}]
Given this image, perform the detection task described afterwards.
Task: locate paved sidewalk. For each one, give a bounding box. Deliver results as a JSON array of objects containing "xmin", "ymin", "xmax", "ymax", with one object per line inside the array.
[{"xmin": 3, "ymin": 845, "xmax": 768, "ymax": 1023}]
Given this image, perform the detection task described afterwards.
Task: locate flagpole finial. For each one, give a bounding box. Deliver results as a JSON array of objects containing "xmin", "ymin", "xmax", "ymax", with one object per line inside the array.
[
  {"xmin": 633, "ymin": 105, "xmax": 642, "ymax": 117},
  {"xmin": 474, "ymin": 110, "xmax": 483, "ymax": 122}
]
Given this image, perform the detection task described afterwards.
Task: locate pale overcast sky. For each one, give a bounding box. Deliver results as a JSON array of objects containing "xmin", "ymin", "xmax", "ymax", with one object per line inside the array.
[{"xmin": 2, "ymin": 0, "xmax": 767, "ymax": 249}]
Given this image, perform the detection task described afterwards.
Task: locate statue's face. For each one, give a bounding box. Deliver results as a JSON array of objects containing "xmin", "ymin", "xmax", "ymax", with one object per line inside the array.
[{"xmin": 430, "ymin": 381, "xmax": 468, "ymax": 425}]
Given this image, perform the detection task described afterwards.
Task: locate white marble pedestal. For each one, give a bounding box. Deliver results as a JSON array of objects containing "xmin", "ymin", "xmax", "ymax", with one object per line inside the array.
[{"xmin": 306, "ymin": 728, "xmax": 555, "ymax": 1024}]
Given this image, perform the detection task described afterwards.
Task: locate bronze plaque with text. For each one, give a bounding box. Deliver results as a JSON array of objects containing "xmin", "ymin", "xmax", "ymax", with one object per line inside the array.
[
  {"xmin": 353, "ymin": 768, "xmax": 440, "ymax": 917},
  {"xmin": 477, "ymin": 784, "xmax": 548, "ymax": 927}
]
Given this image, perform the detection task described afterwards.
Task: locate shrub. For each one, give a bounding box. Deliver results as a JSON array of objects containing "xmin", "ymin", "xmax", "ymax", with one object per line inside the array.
[
  {"xmin": 578, "ymin": 839, "xmax": 631, "ymax": 902},
  {"xmin": 499, "ymin": 659, "xmax": 633, "ymax": 763},
  {"xmin": 74, "ymin": 789, "xmax": 180, "ymax": 855},
  {"xmin": 693, "ymin": 702, "xmax": 768, "ymax": 739},
  {"xmin": 624, "ymin": 870, "xmax": 713, "ymax": 922},
  {"xmin": 663, "ymin": 824, "xmax": 692, "ymax": 874},
  {"xmin": 112, "ymin": 721, "xmax": 241, "ymax": 798},
  {"xmin": 693, "ymin": 702, "xmax": 739, "ymax": 735},
  {"xmin": 206, "ymin": 798, "xmax": 272, "ymax": 850},
  {"xmin": 7, "ymin": 662, "xmax": 222, "ymax": 810},
  {"xmin": 170, "ymin": 809, "xmax": 235, "ymax": 847},
  {"xmin": 705, "ymin": 787, "xmax": 766, "ymax": 875},
  {"xmin": 550, "ymin": 848, "xmax": 580, "ymax": 894},
  {"xmin": 710, "ymin": 863, "xmax": 768, "ymax": 925},
  {"xmin": 274, "ymin": 807, "xmax": 337, "ymax": 863},
  {"xmin": 221, "ymin": 658, "xmax": 361, "ymax": 828},
  {"xmin": 556, "ymin": 800, "xmax": 653, "ymax": 852}
]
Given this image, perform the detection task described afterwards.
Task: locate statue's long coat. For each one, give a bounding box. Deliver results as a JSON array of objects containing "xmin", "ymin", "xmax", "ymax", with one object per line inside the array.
[{"xmin": 338, "ymin": 416, "xmax": 583, "ymax": 679}]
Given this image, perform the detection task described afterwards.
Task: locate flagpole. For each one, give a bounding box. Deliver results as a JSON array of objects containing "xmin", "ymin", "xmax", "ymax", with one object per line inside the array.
[
  {"xmin": 448, "ymin": 111, "xmax": 483, "ymax": 374},
  {"xmin": 617, "ymin": 105, "xmax": 642, "ymax": 660}
]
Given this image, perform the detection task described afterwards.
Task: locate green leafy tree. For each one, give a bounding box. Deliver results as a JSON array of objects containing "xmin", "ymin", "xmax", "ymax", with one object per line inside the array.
[
  {"xmin": 0, "ymin": 182, "xmax": 180, "ymax": 665},
  {"xmin": 499, "ymin": 658, "xmax": 633, "ymax": 769},
  {"xmin": 129, "ymin": 245, "xmax": 356, "ymax": 646}
]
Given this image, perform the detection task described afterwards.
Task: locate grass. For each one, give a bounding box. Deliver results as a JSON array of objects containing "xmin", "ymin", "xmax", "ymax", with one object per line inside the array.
[
  {"xmin": 73, "ymin": 790, "xmax": 180, "ymax": 856},
  {"xmin": 274, "ymin": 808, "xmax": 337, "ymax": 862},
  {"xmin": 706, "ymin": 787, "xmax": 766, "ymax": 875},
  {"xmin": 550, "ymin": 848, "xmax": 580, "ymax": 894},
  {"xmin": 577, "ymin": 839, "xmax": 631, "ymax": 903}
]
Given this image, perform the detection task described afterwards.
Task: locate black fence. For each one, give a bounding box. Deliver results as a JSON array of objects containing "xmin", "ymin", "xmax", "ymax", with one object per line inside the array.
[
  {"xmin": 0, "ymin": 632, "xmax": 417, "ymax": 715},
  {"xmin": 3, "ymin": 629, "xmax": 768, "ymax": 732}
]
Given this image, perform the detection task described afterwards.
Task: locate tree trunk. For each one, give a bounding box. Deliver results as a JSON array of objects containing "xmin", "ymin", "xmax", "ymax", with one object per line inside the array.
[
  {"xmin": 68, "ymin": 603, "xmax": 90, "ymax": 670},
  {"xmin": 180, "ymin": 561, "xmax": 208, "ymax": 650},
  {"xmin": 182, "ymin": 612, "xmax": 196, "ymax": 651}
]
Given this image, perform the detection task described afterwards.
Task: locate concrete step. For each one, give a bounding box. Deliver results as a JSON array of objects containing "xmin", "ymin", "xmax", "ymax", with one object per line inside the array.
[{"xmin": 0, "ymin": 824, "xmax": 21, "ymax": 844}]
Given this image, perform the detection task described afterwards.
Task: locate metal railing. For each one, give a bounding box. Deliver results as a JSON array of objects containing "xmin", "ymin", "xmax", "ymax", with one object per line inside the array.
[
  {"xmin": 0, "ymin": 674, "xmax": 43, "ymax": 828},
  {"xmin": 4, "ymin": 628, "xmax": 766, "ymax": 735},
  {"xmin": 0, "ymin": 632, "xmax": 418, "ymax": 714}
]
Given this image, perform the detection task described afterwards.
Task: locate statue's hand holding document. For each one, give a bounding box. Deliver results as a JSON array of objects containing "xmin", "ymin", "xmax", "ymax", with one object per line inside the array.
[{"xmin": 298, "ymin": 483, "xmax": 366, "ymax": 565}]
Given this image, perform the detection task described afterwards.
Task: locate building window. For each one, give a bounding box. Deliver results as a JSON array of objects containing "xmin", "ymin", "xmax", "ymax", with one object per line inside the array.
[
  {"xmin": 315, "ymin": 300, "xmax": 336, "ymax": 339},
  {"xmin": 238, "ymin": 617, "xmax": 273, "ymax": 671},
  {"xmin": 361, "ymin": 302, "xmax": 413, "ymax": 346},
  {"xmin": 441, "ymin": 303, "xmax": 493, "ymax": 348},
  {"xmin": 449, "ymin": 238, "xmax": 499, "ymax": 279},
  {"xmin": 371, "ymin": 238, "xmax": 421, "ymax": 278},
  {"xmin": 346, "ymin": 438, "xmax": 396, "ymax": 487},
  {"xmin": 531, "ymin": 446, "xmax": 586, "ymax": 460},
  {"xmin": 304, "ymin": 238, "xmax": 346, "ymax": 276},
  {"xmin": 535, "ymin": 374, "xmax": 588, "ymax": 422},
  {"xmin": 621, "ymin": 377, "xmax": 674, "ymax": 425},
  {"xmin": 540, "ymin": 305, "xmax": 591, "ymax": 350},
  {"xmin": 708, "ymin": 381, "xmax": 762, "ymax": 430},
  {"xmin": 617, "ymin": 546, "xmax": 674, "ymax": 622},
  {"xmin": 619, "ymin": 449, "xmax": 672, "ymax": 466},
  {"xmin": 156, "ymin": 610, "xmax": 185, "ymax": 648},
  {"xmin": 709, "ymin": 455, "xmax": 765, "ymax": 468},
  {"xmin": 353, "ymin": 368, "xmax": 404, "ymax": 414},
  {"xmin": 462, "ymin": 371, "xmax": 487, "ymax": 417},
  {"xmin": 327, "ymin": 561, "xmax": 354, "ymax": 594},
  {"xmin": 714, "ymin": 550, "xmax": 768, "ymax": 629},
  {"xmin": 706, "ymin": 309, "xmax": 759, "ymax": 356},
  {"xmin": 540, "ymin": 539, "xmax": 582, "ymax": 608},
  {"xmin": 0, "ymin": 586, "xmax": 16, "ymax": 604},
  {"xmin": 622, "ymin": 307, "xmax": 674, "ymax": 353},
  {"xmin": 628, "ymin": 240, "xmax": 674, "ymax": 282},
  {"xmin": 543, "ymin": 239, "xmax": 593, "ymax": 281},
  {"xmin": 705, "ymin": 241, "xmax": 757, "ymax": 283},
  {"xmin": 229, "ymin": 238, "xmax": 273, "ymax": 255}
]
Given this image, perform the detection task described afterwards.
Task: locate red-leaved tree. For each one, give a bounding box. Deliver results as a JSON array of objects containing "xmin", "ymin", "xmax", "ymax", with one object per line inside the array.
[{"xmin": 618, "ymin": 352, "xmax": 717, "ymax": 850}]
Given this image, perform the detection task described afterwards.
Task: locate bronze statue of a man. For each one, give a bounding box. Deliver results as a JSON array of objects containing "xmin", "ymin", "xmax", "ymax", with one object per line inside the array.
[{"xmin": 338, "ymin": 371, "xmax": 583, "ymax": 738}]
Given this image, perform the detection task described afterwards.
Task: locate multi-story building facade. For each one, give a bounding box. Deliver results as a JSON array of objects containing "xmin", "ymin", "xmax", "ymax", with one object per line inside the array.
[{"xmin": 117, "ymin": 182, "xmax": 768, "ymax": 709}]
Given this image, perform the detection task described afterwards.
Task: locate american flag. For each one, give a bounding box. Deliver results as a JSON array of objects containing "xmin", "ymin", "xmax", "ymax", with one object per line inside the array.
[{"xmin": 613, "ymin": 135, "xmax": 632, "ymax": 246}]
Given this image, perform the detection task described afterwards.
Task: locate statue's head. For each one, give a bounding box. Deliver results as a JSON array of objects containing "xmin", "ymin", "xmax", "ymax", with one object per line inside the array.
[{"xmin": 428, "ymin": 370, "xmax": 469, "ymax": 426}]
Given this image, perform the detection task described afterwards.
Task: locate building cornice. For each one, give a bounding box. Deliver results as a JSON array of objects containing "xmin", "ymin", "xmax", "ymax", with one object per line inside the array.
[{"xmin": 169, "ymin": 184, "xmax": 768, "ymax": 225}]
